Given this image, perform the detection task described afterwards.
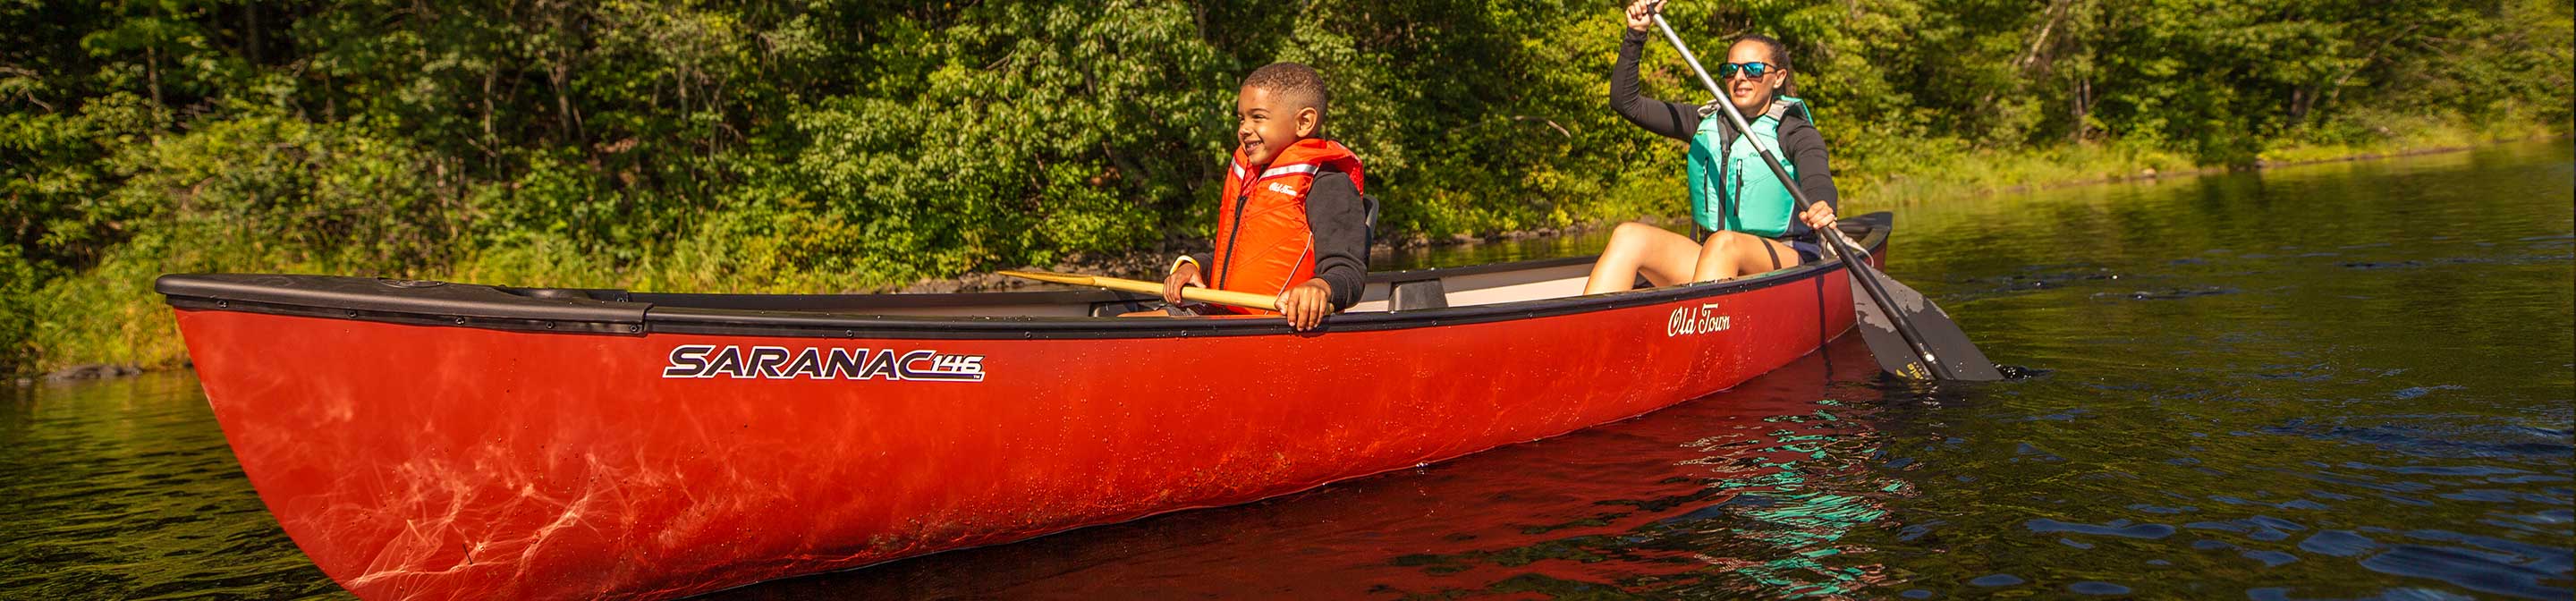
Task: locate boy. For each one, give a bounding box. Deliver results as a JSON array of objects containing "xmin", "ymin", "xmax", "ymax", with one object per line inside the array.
[{"xmin": 1159, "ymin": 63, "xmax": 1368, "ymax": 331}]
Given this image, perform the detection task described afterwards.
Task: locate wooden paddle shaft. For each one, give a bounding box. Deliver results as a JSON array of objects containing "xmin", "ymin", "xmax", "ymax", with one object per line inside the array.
[
  {"xmin": 997, "ymin": 270, "xmax": 1278, "ymax": 311},
  {"xmin": 1088, "ymin": 275, "xmax": 1280, "ymax": 311}
]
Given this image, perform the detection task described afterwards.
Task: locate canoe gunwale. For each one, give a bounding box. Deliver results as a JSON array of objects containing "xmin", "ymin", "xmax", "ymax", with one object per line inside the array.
[
  {"xmin": 618, "ymin": 255, "xmax": 1609, "ymax": 312},
  {"xmin": 157, "ymin": 214, "xmax": 1892, "ymax": 340}
]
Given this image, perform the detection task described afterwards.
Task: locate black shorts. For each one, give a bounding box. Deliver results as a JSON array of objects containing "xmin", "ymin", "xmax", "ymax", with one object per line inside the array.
[{"xmin": 1786, "ymin": 239, "xmax": 1825, "ymax": 263}]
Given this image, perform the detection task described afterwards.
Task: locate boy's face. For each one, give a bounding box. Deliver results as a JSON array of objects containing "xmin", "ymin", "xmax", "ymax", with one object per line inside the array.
[{"xmin": 1235, "ymin": 85, "xmax": 1318, "ymax": 169}]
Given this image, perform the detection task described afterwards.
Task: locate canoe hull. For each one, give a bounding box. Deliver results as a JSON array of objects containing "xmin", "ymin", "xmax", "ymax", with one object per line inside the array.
[{"xmin": 171, "ymin": 227, "xmax": 1878, "ymax": 599}]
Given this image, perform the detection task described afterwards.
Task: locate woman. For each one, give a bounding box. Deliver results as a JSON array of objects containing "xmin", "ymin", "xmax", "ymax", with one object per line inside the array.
[{"xmin": 1583, "ymin": 0, "xmax": 1842, "ymax": 295}]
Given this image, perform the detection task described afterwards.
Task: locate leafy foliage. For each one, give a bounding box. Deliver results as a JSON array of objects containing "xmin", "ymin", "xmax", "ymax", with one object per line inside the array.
[
  {"xmin": 0, "ymin": 242, "xmax": 38, "ymax": 373},
  {"xmin": 0, "ymin": 0, "xmax": 2568, "ymax": 371}
]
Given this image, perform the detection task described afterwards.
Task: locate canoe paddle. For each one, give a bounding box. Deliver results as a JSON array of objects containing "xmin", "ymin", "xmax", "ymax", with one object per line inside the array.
[
  {"xmin": 1648, "ymin": 13, "xmax": 2004, "ymax": 381},
  {"xmin": 997, "ymin": 270, "xmax": 1281, "ymax": 312}
]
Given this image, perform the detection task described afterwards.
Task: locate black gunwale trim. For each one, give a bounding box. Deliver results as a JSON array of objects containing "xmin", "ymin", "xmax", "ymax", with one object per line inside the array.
[
  {"xmin": 156, "ymin": 273, "xmax": 648, "ymax": 335},
  {"xmin": 159, "ymin": 214, "xmax": 1892, "ymax": 340},
  {"xmin": 616, "ymin": 256, "xmax": 1603, "ymax": 313},
  {"xmin": 639, "ymin": 214, "xmax": 1887, "ymax": 340},
  {"xmin": 165, "ymin": 296, "xmax": 646, "ymax": 335},
  {"xmin": 625, "ymin": 288, "xmax": 1161, "ymax": 312},
  {"xmin": 643, "ymin": 260, "xmax": 1833, "ymax": 340}
]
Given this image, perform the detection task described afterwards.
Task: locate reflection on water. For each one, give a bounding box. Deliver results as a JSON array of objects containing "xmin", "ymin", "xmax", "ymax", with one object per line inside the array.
[
  {"xmin": 0, "ymin": 374, "xmax": 339, "ymax": 599},
  {"xmin": 4, "ymin": 141, "xmax": 2572, "ymax": 599}
]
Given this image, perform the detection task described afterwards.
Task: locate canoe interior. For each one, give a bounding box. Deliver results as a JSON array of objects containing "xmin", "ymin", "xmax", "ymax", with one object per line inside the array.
[
  {"xmin": 152, "ymin": 214, "xmax": 1891, "ymax": 335},
  {"xmin": 620, "ymin": 258, "xmax": 1597, "ymax": 318},
  {"xmin": 611, "ymin": 215, "xmax": 1890, "ymax": 319}
]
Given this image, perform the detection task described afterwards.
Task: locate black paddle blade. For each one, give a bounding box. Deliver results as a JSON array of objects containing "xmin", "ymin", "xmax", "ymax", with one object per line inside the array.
[
  {"xmin": 1850, "ymin": 283, "xmax": 1937, "ymax": 381},
  {"xmin": 1848, "ymin": 261, "xmax": 2005, "ymax": 382}
]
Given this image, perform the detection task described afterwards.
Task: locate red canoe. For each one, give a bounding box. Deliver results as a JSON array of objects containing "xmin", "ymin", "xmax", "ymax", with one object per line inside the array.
[{"xmin": 158, "ymin": 214, "xmax": 1894, "ymax": 599}]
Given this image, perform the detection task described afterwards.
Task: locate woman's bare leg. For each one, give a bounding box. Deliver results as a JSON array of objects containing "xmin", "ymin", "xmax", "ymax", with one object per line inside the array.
[
  {"xmin": 1691, "ymin": 231, "xmax": 1804, "ymax": 282},
  {"xmin": 1584, "ymin": 222, "xmax": 1706, "ymax": 294}
]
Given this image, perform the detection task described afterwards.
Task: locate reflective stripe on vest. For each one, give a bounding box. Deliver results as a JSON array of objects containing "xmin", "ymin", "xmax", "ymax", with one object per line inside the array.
[
  {"xmin": 1686, "ymin": 97, "xmax": 1809, "ymax": 238},
  {"xmin": 1211, "ymin": 139, "xmax": 1366, "ymax": 313}
]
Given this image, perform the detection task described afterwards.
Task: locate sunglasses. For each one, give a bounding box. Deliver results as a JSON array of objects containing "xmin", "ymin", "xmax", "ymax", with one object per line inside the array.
[{"xmin": 1716, "ymin": 62, "xmax": 1778, "ymax": 80}]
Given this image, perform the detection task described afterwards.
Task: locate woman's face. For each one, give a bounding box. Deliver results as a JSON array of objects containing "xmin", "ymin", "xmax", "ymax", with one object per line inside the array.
[{"xmin": 1724, "ymin": 40, "xmax": 1785, "ymax": 115}]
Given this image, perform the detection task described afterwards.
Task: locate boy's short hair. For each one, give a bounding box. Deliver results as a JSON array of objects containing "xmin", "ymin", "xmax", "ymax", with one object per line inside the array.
[{"xmin": 1242, "ymin": 62, "xmax": 1329, "ymax": 121}]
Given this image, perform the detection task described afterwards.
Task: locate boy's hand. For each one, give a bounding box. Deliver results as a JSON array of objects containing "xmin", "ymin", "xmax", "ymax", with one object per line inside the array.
[
  {"xmin": 1799, "ymin": 201, "xmax": 1837, "ymax": 232},
  {"xmin": 1277, "ymin": 278, "xmax": 1335, "ymax": 331},
  {"xmin": 1162, "ymin": 262, "xmax": 1204, "ymax": 305},
  {"xmin": 1624, "ymin": 0, "xmax": 1665, "ymax": 32}
]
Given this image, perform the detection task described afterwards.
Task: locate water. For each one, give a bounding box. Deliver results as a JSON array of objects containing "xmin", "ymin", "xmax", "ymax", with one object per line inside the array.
[
  {"xmin": 0, "ymin": 375, "xmax": 340, "ymax": 599},
  {"xmin": 5, "ymin": 141, "xmax": 2571, "ymax": 599}
]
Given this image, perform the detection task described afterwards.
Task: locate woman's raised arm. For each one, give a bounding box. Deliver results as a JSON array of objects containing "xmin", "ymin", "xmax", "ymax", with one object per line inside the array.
[{"xmin": 1611, "ymin": 13, "xmax": 1701, "ymax": 141}]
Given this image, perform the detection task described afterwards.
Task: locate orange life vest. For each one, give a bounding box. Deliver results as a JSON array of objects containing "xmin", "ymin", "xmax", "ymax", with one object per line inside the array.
[{"xmin": 1209, "ymin": 139, "xmax": 1366, "ymax": 314}]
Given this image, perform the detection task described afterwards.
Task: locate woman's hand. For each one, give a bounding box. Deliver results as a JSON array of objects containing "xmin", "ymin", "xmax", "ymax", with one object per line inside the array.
[
  {"xmin": 1800, "ymin": 201, "xmax": 1837, "ymax": 232},
  {"xmin": 1277, "ymin": 278, "xmax": 1335, "ymax": 331},
  {"xmin": 1162, "ymin": 261, "xmax": 1203, "ymax": 305},
  {"xmin": 1624, "ymin": 0, "xmax": 1665, "ymax": 32}
]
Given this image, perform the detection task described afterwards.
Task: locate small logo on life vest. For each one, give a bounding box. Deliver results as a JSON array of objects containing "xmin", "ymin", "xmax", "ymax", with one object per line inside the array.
[
  {"xmin": 662, "ymin": 344, "xmax": 986, "ymax": 382},
  {"xmin": 1267, "ymin": 182, "xmax": 1298, "ymax": 196},
  {"xmin": 1666, "ymin": 303, "xmax": 1732, "ymax": 337}
]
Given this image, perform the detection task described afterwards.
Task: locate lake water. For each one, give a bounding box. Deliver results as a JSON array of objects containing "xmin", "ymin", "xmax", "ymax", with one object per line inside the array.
[{"xmin": 4, "ymin": 140, "xmax": 2570, "ymax": 599}]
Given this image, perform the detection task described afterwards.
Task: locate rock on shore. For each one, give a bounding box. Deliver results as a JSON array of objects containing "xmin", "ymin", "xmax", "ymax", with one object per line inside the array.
[{"xmin": 44, "ymin": 363, "xmax": 145, "ymax": 382}]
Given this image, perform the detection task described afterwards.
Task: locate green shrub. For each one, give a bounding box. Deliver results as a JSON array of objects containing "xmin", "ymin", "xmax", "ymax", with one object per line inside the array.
[{"xmin": 0, "ymin": 244, "xmax": 39, "ymax": 375}]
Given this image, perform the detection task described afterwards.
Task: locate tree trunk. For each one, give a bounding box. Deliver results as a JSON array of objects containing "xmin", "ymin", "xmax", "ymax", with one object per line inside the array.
[
  {"xmin": 146, "ymin": 46, "xmax": 163, "ymax": 109},
  {"xmin": 242, "ymin": 4, "xmax": 261, "ymax": 65},
  {"xmin": 2017, "ymin": 0, "xmax": 2072, "ymax": 73},
  {"xmin": 482, "ymin": 68, "xmax": 501, "ymax": 166},
  {"xmin": 2071, "ymin": 76, "xmax": 2091, "ymax": 141}
]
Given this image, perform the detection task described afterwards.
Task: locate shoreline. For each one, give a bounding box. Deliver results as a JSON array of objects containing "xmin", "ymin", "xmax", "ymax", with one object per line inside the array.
[
  {"xmin": 1983, "ymin": 139, "xmax": 2548, "ymax": 196},
  {"xmin": 17, "ymin": 136, "xmax": 2566, "ymax": 385}
]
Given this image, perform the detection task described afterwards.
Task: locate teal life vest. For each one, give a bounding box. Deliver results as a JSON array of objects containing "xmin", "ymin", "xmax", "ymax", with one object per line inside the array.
[{"xmin": 1686, "ymin": 97, "xmax": 1811, "ymax": 238}]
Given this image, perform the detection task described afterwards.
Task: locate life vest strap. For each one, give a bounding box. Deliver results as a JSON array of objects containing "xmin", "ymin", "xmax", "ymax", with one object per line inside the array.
[{"xmin": 1259, "ymin": 163, "xmax": 1319, "ymax": 180}]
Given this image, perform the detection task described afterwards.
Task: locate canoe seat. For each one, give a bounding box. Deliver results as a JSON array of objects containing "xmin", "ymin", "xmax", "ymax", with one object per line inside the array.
[
  {"xmin": 1089, "ymin": 296, "xmax": 1157, "ymax": 317},
  {"xmin": 1388, "ymin": 279, "xmax": 1448, "ymax": 311}
]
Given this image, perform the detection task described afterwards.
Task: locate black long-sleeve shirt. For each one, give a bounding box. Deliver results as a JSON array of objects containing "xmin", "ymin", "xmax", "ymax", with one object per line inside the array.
[
  {"xmin": 1301, "ymin": 171, "xmax": 1368, "ymax": 309},
  {"xmin": 1190, "ymin": 170, "xmax": 1367, "ymax": 310},
  {"xmin": 1612, "ymin": 29, "xmax": 1839, "ymax": 241}
]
